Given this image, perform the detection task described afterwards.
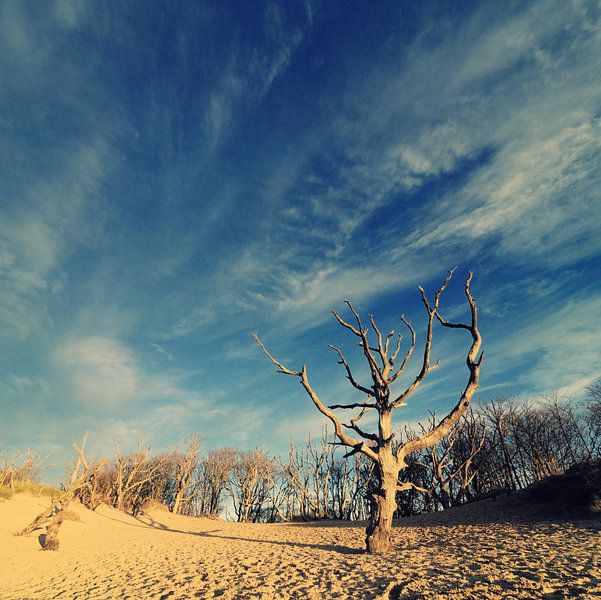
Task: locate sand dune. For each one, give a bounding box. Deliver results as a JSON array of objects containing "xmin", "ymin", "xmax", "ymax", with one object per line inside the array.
[{"xmin": 1, "ymin": 494, "xmax": 600, "ymax": 599}]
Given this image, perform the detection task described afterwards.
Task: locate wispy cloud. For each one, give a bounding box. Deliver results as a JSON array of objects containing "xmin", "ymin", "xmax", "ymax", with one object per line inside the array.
[
  {"xmin": 0, "ymin": 140, "xmax": 108, "ymax": 336},
  {"xmin": 485, "ymin": 293, "xmax": 601, "ymax": 396},
  {"xmin": 149, "ymin": 343, "xmax": 174, "ymax": 362},
  {"xmin": 408, "ymin": 117, "xmax": 601, "ymax": 265},
  {"xmin": 55, "ymin": 336, "xmax": 139, "ymax": 409},
  {"xmin": 2, "ymin": 1, "xmax": 600, "ymax": 481},
  {"xmin": 202, "ymin": 2, "xmax": 310, "ymax": 151}
]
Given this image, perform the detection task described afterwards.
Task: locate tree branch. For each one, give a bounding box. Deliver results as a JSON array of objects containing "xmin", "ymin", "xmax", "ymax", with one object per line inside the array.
[
  {"xmin": 253, "ymin": 334, "xmax": 301, "ymax": 376},
  {"xmin": 397, "ymin": 481, "xmax": 430, "ymax": 494},
  {"xmin": 390, "ymin": 270, "xmax": 455, "ymax": 408},
  {"xmin": 328, "ymin": 402, "xmax": 377, "ymax": 410},
  {"xmin": 331, "ymin": 307, "xmax": 362, "ymax": 337},
  {"xmin": 343, "ymin": 421, "xmax": 379, "ymax": 442},
  {"xmin": 338, "ymin": 301, "xmax": 385, "ymax": 387},
  {"xmin": 328, "ymin": 345, "xmax": 374, "ymax": 396},
  {"xmin": 343, "ymin": 405, "xmax": 378, "ymax": 442},
  {"xmin": 253, "ymin": 335, "xmax": 379, "ymax": 463},
  {"xmin": 369, "ymin": 314, "xmax": 387, "ymax": 371},
  {"xmin": 388, "ymin": 316, "xmax": 416, "ymax": 384},
  {"xmin": 397, "ymin": 272, "xmax": 483, "ymax": 458}
]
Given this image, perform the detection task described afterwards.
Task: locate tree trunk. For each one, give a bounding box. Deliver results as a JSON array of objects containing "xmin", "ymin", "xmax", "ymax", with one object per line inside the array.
[
  {"xmin": 365, "ymin": 467, "xmax": 398, "ymax": 553},
  {"xmin": 241, "ymin": 502, "xmax": 250, "ymax": 522},
  {"xmin": 172, "ymin": 490, "xmax": 183, "ymax": 515},
  {"xmin": 439, "ymin": 489, "xmax": 452, "ymax": 510}
]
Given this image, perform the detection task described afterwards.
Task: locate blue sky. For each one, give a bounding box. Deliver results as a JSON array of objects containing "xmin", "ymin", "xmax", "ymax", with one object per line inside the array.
[{"xmin": 1, "ymin": 0, "xmax": 600, "ymax": 483}]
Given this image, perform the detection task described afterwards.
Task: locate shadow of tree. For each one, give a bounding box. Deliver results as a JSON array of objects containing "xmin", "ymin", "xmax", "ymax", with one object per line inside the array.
[{"xmin": 133, "ymin": 513, "xmax": 364, "ymax": 555}]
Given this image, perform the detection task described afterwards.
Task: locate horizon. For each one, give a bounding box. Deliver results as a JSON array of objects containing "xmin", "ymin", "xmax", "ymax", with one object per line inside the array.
[{"xmin": 1, "ymin": 0, "xmax": 601, "ymax": 484}]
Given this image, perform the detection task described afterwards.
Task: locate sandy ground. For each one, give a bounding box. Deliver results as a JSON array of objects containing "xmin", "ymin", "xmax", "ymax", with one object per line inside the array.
[{"xmin": 0, "ymin": 494, "xmax": 600, "ymax": 599}]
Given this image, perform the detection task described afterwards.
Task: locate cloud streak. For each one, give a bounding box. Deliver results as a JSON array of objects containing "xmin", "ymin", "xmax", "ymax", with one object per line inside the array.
[{"xmin": 1, "ymin": 1, "xmax": 600, "ymax": 482}]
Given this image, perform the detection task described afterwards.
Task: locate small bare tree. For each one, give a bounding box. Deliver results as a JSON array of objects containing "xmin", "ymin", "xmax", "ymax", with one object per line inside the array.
[
  {"xmin": 18, "ymin": 435, "xmax": 103, "ymax": 549},
  {"xmin": 0, "ymin": 449, "xmax": 45, "ymax": 488},
  {"xmin": 110, "ymin": 442, "xmax": 167, "ymax": 513},
  {"xmin": 254, "ymin": 270, "xmax": 482, "ymax": 553},
  {"xmin": 416, "ymin": 411, "xmax": 486, "ymax": 509},
  {"xmin": 171, "ymin": 435, "xmax": 201, "ymax": 515},
  {"xmin": 198, "ymin": 448, "xmax": 238, "ymax": 515},
  {"xmin": 228, "ymin": 449, "xmax": 276, "ymax": 522},
  {"xmin": 585, "ymin": 382, "xmax": 601, "ymax": 457},
  {"xmin": 280, "ymin": 430, "xmax": 335, "ymax": 520}
]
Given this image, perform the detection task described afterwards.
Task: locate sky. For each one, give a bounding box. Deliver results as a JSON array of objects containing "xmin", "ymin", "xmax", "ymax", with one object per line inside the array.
[{"xmin": 1, "ymin": 0, "xmax": 600, "ymax": 483}]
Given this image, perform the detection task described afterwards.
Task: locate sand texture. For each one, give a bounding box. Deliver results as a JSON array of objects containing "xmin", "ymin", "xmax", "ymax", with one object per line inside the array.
[{"xmin": 1, "ymin": 494, "xmax": 600, "ymax": 599}]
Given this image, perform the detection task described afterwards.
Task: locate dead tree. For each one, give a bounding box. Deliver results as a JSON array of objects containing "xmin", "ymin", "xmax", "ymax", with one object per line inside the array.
[
  {"xmin": 263, "ymin": 466, "xmax": 291, "ymax": 522},
  {"xmin": 417, "ymin": 411, "xmax": 486, "ymax": 509},
  {"xmin": 171, "ymin": 435, "xmax": 201, "ymax": 515},
  {"xmin": 198, "ymin": 448, "xmax": 237, "ymax": 515},
  {"xmin": 17, "ymin": 435, "xmax": 101, "ymax": 549},
  {"xmin": 478, "ymin": 399, "xmax": 524, "ymax": 490},
  {"xmin": 585, "ymin": 382, "xmax": 601, "ymax": 457},
  {"xmin": 451, "ymin": 411, "xmax": 487, "ymax": 503},
  {"xmin": 280, "ymin": 430, "xmax": 335, "ymax": 520},
  {"xmin": 228, "ymin": 449, "xmax": 275, "ymax": 522},
  {"xmin": 329, "ymin": 452, "xmax": 375, "ymax": 520},
  {"xmin": 0, "ymin": 449, "xmax": 45, "ymax": 488},
  {"xmin": 254, "ymin": 270, "xmax": 482, "ymax": 553},
  {"xmin": 112, "ymin": 442, "xmax": 165, "ymax": 513}
]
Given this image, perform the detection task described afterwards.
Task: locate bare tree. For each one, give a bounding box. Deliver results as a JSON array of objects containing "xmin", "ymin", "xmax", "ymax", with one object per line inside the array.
[
  {"xmin": 478, "ymin": 398, "xmax": 524, "ymax": 490},
  {"xmin": 228, "ymin": 449, "xmax": 276, "ymax": 522},
  {"xmin": 198, "ymin": 448, "xmax": 237, "ymax": 516},
  {"xmin": 108, "ymin": 442, "xmax": 167, "ymax": 514},
  {"xmin": 451, "ymin": 410, "xmax": 487, "ymax": 503},
  {"xmin": 171, "ymin": 435, "xmax": 201, "ymax": 515},
  {"xmin": 0, "ymin": 449, "xmax": 45, "ymax": 488},
  {"xmin": 416, "ymin": 411, "xmax": 486, "ymax": 509},
  {"xmin": 254, "ymin": 270, "xmax": 482, "ymax": 553},
  {"xmin": 263, "ymin": 465, "xmax": 291, "ymax": 522},
  {"xmin": 329, "ymin": 452, "xmax": 375, "ymax": 520},
  {"xmin": 18, "ymin": 435, "xmax": 103, "ymax": 549},
  {"xmin": 113, "ymin": 443, "xmax": 146, "ymax": 511},
  {"xmin": 280, "ymin": 431, "xmax": 335, "ymax": 520},
  {"xmin": 585, "ymin": 382, "xmax": 601, "ymax": 457}
]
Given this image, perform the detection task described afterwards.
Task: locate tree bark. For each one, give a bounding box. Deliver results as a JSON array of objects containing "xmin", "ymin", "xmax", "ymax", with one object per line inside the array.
[
  {"xmin": 172, "ymin": 489, "xmax": 184, "ymax": 515},
  {"xmin": 365, "ymin": 466, "xmax": 398, "ymax": 553}
]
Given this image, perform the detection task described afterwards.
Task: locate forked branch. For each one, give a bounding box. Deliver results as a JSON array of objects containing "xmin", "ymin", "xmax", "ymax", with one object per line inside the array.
[
  {"xmin": 333, "ymin": 302, "xmax": 384, "ymax": 387},
  {"xmin": 253, "ymin": 334, "xmax": 379, "ymax": 462},
  {"xmin": 343, "ymin": 406, "xmax": 379, "ymax": 442},
  {"xmin": 398, "ymin": 272, "xmax": 483, "ymax": 459},
  {"xmin": 328, "ymin": 344, "xmax": 374, "ymax": 396},
  {"xmin": 388, "ymin": 316, "xmax": 416, "ymax": 385},
  {"xmin": 390, "ymin": 270, "xmax": 455, "ymax": 409}
]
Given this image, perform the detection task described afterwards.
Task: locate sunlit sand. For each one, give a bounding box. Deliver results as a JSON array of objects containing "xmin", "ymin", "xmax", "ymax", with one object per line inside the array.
[{"xmin": 2, "ymin": 493, "xmax": 599, "ymax": 599}]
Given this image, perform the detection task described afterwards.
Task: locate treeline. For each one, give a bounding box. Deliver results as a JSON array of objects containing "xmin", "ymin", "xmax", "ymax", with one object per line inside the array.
[
  {"xmin": 3, "ymin": 386, "xmax": 600, "ymax": 522},
  {"xmin": 398, "ymin": 389, "xmax": 601, "ymax": 515}
]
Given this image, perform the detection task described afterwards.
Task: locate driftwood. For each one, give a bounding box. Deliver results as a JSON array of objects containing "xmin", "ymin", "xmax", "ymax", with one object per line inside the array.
[
  {"xmin": 18, "ymin": 500, "xmax": 63, "ymax": 537},
  {"xmin": 41, "ymin": 514, "xmax": 64, "ymax": 550},
  {"xmin": 16, "ymin": 435, "xmax": 98, "ymax": 550}
]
